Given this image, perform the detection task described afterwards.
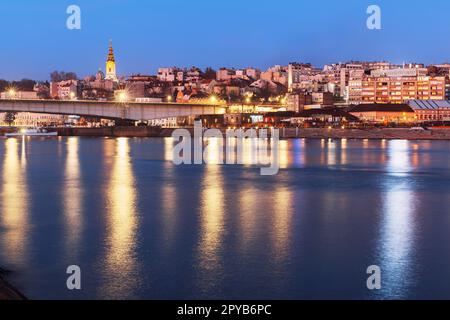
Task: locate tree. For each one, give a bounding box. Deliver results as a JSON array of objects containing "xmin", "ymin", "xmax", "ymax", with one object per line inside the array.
[
  {"xmin": 12, "ymin": 79, "xmax": 36, "ymax": 91},
  {"xmin": 203, "ymin": 67, "xmax": 216, "ymax": 80},
  {"xmin": 0, "ymin": 80, "xmax": 9, "ymax": 92},
  {"xmin": 3, "ymin": 112, "xmax": 16, "ymax": 126},
  {"xmin": 50, "ymin": 71, "xmax": 78, "ymax": 82}
]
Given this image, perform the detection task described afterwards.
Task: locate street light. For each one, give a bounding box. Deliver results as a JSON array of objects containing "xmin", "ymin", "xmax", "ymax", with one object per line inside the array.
[
  {"xmin": 8, "ymin": 89, "xmax": 16, "ymax": 99},
  {"xmin": 209, "ymin": 95, "xmax": 217, "ymax": 104},
  {"xmin": 116, "ymin": 91, "xmax": 129, "ymax": 120},
  {"xmin": 167, "ymin": 95, "xmax": 172, "ymax": 102},
  {"xmin": 118, "ymin": 92, "xmax": 128, "ymax": 103}
]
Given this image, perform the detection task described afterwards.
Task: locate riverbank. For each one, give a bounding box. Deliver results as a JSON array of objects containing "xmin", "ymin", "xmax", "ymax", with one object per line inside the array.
[
  {"xmin": 0, "ymin": 269, "xmax": 26, "ymax": 300},
  {"xmin": 55, "ymin": 127, "xmax": 450, "ymax": 140},
  {"xmin": 3, "ymin": 126, "xmax": 450, "ymax": 140},
  {"xmin": 280, "ymin": 127, "xmax": 450, "ymax": 140},
  {"xmin": 57, "ymin": 127, "xmax": 450, "ymax": 140}
]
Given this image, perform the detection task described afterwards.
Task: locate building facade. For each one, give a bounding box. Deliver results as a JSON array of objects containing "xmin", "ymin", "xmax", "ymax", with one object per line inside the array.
[
  {"xmin": 360, "ymin": 76, "xmax": 446, "ymax": 104},
  {"xmin": 409, "ymin": 100, "xmax": 450, "ymax": 122},
  {"xmin": 349, "ymin": 104, "xmax": 416, "ymax": 123}
]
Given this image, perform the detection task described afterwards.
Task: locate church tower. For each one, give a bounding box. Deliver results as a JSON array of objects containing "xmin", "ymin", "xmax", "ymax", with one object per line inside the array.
[{"xmin": 105, "ymin": 40, "xmax": 118, "ymax": 81}]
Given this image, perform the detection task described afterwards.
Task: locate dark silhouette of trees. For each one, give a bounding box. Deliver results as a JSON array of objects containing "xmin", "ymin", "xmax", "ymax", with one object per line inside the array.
[
  {"xmin": 11, "ymin": 79, "xmax": 36, "ymax": 91},
  {"xmin": 3, "ymin": 112, "xmax": 16, "ymax": 126},
  {"xmin": 0, "ymin": 79, "xmax": 36, "ymax": 91},
  {"xmin": 0, "ymin": 80, "xmax": 9, "ymax": 92},
  {"xmin": 203, "ymin": 67, "xmax": 216, "ymax": 80},
  {"xmin": 50, "ymin": 71, "xmax": 78, "ymax": 82}
]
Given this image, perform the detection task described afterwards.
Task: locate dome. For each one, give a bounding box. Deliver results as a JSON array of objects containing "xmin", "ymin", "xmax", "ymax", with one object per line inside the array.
[{"xmin": 96, "ymin": 69, "xmax": 105, "ymax": 81}]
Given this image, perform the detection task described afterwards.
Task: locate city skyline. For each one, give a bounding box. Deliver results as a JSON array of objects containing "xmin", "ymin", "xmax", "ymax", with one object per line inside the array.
[{"xmin": 2, "ymin": 0, "xmax": 450, "ymax": 80}]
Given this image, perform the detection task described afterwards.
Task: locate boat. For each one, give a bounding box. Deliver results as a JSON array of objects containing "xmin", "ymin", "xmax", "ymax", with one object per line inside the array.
[{"xmin": 5, "ymin": 128, "xmax": 58, "ymax": 137}]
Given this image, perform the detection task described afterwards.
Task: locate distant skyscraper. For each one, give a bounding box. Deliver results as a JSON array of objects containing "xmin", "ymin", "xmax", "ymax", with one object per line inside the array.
[{"xmin": 105, "ymin": 40, "xmax": 118, "ymax": 81}]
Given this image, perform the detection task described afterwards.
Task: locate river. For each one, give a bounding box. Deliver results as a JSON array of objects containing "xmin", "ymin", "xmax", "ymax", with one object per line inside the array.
[{"xmin": 1, "ymin": 137, "xmax": 450, "ymax": 299}]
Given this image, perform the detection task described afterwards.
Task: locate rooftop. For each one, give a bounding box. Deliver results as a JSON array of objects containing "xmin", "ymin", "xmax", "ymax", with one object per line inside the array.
[
  {"xmin": 408, "ymin": 100, "xmax": 450, "ymax": 110},
  {"xmin": 349, "ymin": 103, "xmax": 414, "ymax": 113}
]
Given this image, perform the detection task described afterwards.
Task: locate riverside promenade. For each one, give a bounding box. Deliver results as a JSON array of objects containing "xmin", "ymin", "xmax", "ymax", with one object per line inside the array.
[
  {"xmin": 54, "ymin": 127, "xmax": 450, "ymax": 140},
  {"xmin": 3, "ymin": 126, "xmax": 450, "ymax": 140},
  {"xmin": 279, "ymin": 127, "xmax": 450, "ymax": 140}
]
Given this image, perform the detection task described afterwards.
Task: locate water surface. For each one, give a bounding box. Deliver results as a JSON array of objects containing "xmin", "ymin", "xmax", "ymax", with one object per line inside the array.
[{"xmin": 1, "ymin": 137, "xmax": 450, "ymax": 299}]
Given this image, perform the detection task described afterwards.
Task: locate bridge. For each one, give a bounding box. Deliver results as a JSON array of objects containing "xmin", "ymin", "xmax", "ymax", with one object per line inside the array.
[{"xmin": 0, "ymin": 99, "xmax": 227, "ymax": 121}]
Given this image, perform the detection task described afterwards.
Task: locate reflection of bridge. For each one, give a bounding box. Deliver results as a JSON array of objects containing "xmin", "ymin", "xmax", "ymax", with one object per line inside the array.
[{"xmin": 0, "ymin": 99, "xmax": 227, "ymax": 121}]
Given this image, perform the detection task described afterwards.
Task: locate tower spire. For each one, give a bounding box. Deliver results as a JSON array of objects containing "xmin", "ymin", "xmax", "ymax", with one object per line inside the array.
[
  {"xmin": 105, "ymin": 40, "xmax": 118, "ymax": 81},
  {"xmin": 107, "ymin": 39, "xmax": 115, "ymax": 62}
]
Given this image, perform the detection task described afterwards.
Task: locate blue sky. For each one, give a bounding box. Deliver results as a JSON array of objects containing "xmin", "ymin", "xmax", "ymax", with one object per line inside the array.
[{"xmin": 0, "ymin": 0, "xmax": 448, "ymax": 80}]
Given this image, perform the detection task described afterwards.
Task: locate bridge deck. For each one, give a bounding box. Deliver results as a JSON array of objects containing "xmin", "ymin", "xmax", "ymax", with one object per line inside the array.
[{"xmin": 0, "ymin": 99, "xmax": 227, "ymax": 121}]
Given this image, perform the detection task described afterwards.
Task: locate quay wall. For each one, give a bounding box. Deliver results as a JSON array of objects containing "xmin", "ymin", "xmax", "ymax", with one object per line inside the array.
[
  {"xmin": 3, "ymin": 127, "xmax": 450, "ymax": 140},
  {"xmin": 57, "ymin": 127, "xmax": 450, "ymax": 140}
]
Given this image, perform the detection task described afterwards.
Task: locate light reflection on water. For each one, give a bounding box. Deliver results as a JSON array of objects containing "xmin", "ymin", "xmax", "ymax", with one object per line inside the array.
[
  {"xmin": 1, "ymin": 137, "xmax": 450, "ymax": 299},
  {"xmin": 377, "ymin": 140, "xmax": 416, "ymax": 298},
  {"xmin": 387, "ymin": 140, "xmax": 412, "ymax": 177},
  {"xmin": 196, "ymin": 164, "xmax": 225, "ymax": 297},
  {"xmin": 271, "ymin": 186, "xmax": 293, "ymax": 264},
  {"xmin": 64, "ymin": 137, "xmax": 83, "ymax": 258},
  {"xmin": 1, "ymin": 138, "xmax": 29, "ymax": 267},
  {"xmin": 378, "ymin": 181, "xmax": 416, "ymax": 299},
  {"xmin": 161, "ymin": 138, "xmax": 177, "ymax": 248},
  {"xmin": 101, "ymin": 138, "xmax": 140, "ymax": 299}
]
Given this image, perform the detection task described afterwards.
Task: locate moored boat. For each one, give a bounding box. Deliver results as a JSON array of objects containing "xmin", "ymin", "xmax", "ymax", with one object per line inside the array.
[{"xmin": 5, "ymin": 128, "xmax": 58, "ymax": 137}]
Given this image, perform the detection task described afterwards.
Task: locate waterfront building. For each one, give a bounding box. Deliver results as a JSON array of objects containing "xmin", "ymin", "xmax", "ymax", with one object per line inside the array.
[
  {"xmin": 263, "ymin": 111, "xmax": 297, "ymax": 126},
  {"xmin": 408, "ymin": 100, "xmax": 450, "ymax": 122},
  {"xmin": 223, "ymin": 113, "xmax": 255, "ymax": 127},
  {"xmin": 287, "ymin": 107, "xmax": 359, "ymax": 126},
  {"xmin": 287, "ymin": 92, "xmax": 312, "ymax": 112},
  {"xmin": 348, "ymin": 103, "xmax": 415, "ymax": 123},
  {"xmin": 0, "ymin": 112, "xmax": 66, "ymax": 126}
]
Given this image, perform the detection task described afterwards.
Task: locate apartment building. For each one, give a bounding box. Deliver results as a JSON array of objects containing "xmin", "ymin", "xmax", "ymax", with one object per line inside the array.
[
  {"xmin": 347, "ymin": 69, "xmax": 365, "ymax": 103},
  {"xmin": 157, "ymin": 67, "xmax": 184, "ymax": 82},
  {"xmin": 288, "ymin": 63, "xmax": 321, "ymax": 91},
  {"xmin": 217, "ymin": 68, "xmax": 236, "ymax": 81},
  {"xmin": 261, "ymin": 65, "xmax": 288, "ymax": 87},
  {"xmin": 287, "ymin": 92, "xmax": 313, "ymax": 112},
  {"xmin": 339, "ymin": 63, "xmax": 364, "ymax": 97},
  {"xmin": 360, "ymin": 76, "xmax": 446, "ymax": 104}
]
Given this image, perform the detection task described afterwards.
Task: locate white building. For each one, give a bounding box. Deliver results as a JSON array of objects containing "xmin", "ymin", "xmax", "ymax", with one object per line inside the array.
[
  {"xmin": 1, "ymin": 91, "xmax": 38, "ymax": 100},
  {"xmin": 0, "ymin": 112, "xmax": 66, "ymax": 126},
  {"xmin": 51, "ymin": 80, "xmax": 78, "ymax": 100}
]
